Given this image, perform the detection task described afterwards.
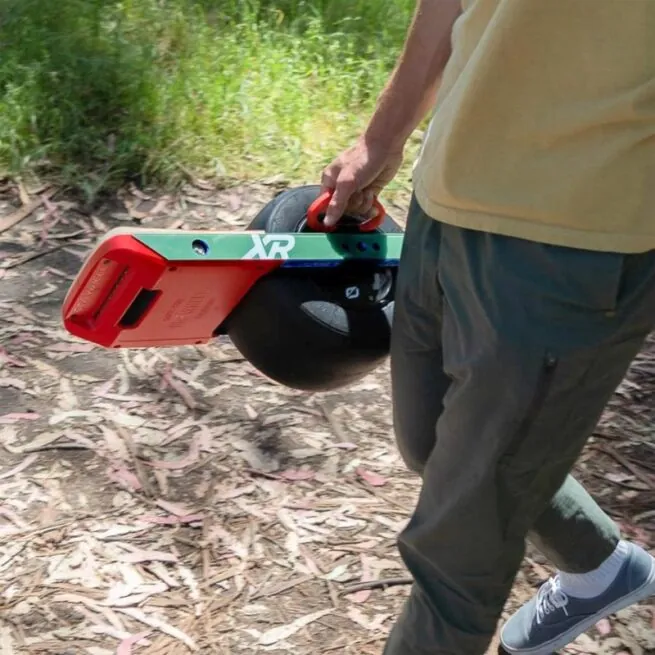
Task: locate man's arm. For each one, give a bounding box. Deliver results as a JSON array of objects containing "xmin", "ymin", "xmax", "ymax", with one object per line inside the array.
[
  {"xmin": 321, "ymin": 0, "xmax": 461, "ymax": 225},
  {"xmin": 365, "ymin": 0, "xmax": 462, "ymax": 150}
]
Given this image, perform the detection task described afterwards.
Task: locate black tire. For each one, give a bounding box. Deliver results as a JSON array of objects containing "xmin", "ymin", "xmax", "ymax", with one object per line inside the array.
[{"xmin": 223, "ymin": 185, "xmax": 402, "ymax": 392}]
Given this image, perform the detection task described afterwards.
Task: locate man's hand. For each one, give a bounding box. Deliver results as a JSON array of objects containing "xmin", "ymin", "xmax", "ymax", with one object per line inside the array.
[{"xmin": 319, "ymin": 137, "xmax": 404, "ymax": 228}]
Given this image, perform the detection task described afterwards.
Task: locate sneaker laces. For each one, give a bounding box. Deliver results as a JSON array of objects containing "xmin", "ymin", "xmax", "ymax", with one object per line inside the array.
[{"xmin": 535, "ymin": 575, "xmax": 570, "ymax": 624}]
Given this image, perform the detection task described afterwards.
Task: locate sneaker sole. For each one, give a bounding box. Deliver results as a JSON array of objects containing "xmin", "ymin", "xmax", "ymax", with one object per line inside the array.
[{"xmin": 500, "ymin": 558, "xmax": 655, "ymax": 655}]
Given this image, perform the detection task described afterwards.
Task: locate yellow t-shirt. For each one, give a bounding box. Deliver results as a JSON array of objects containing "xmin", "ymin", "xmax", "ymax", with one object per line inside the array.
[{"xmin": 413, "ymin": 0, "xmax": 655, "ymax": 253}]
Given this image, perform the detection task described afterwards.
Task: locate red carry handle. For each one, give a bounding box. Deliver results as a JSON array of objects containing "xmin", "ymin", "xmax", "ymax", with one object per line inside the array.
[{"xmin": 306, "ymin": 190, "xmax": 386, "ymax": 233}]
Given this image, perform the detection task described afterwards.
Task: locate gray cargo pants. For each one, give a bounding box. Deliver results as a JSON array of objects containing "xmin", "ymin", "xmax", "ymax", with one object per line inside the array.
[{"xmin": 384, "ymin": 195, "xmax": 655, "ymax": 654}]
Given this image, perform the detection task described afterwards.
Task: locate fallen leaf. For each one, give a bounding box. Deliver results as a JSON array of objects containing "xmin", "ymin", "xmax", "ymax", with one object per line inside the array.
[
  {"xmin": 93, "ymin": 376, "xmax": 117, "ymax": 398},
  {"xmin": 0, "ymin": 506, "xmax": 29, "ymax": 529},
  {"xmin": 153, "ymin": 469, "xmax": 169, "ymax": 496},
  {"xmin": 101, "ymin": 427, "xmax": 129, "ymax": 460},
  {"xmin": 347, "ymin": 607, "xmax": 390, "ymax": 631},
  {"xmin": 161, "ymin": 369, "xmax": 196, "ymax": 408},
  {"xmin": 57, "ymin": 377, "xmax": 79, "ymax": 411},
  {"xmin": 0, "ymin": 453, "xmax": 38, "ymax": 480},
  {"xmin": 280, "ymin": 469, "xmax": 315, "ymax": 482},
  {"xmin": 0, "ymin": 625, "xmax": 15, "ymax": 654},
  {"xmin": 0, "ymin": 544, "xmax": 25, "ymax": 572},
  {"xmin": 117, "ymin": 631, "xmax": 151, "ymax": 655},
  {"xmin": 258, "ymin": 609, "xmax": 332, "ymax": 645},
  {"xmin": 146, "ymin": 438, "xmax": 200, "ymax": 470},
  {"xmin": 17, "ymin": 181, "xmax": 30, "ymax": 205},
  {"xmin": 64, "ymin": 431, "xmax": 97, "ymax": 449},
  {"xmin": 116, "ymin": 608, "xmax": 198, "ymax": 651},
  {"xmin": 356, "ymin": 467, "xmax": 388, "ymax": 487},
  {"xmin": 0, "ymin": 378, "xmax": 26, "ymax": 390},
  {"xmin": 32, "ymin": 283, "xmax": 58, "ymax": 297},
  {"xmin": 0, "ymin": 412, "xmax": 39, "ymax": 424},
  {"xmin": 0, "ymin": 349, "xmax": 26, "ymax": 367},
  {"xmin": 110, "ymin": 412, "xmax": 146, "ymax": 428},
  {"xmin": 351, "ymin": 555, "xmax": 374, "ymax": 604},
  {"xmin": 595, "ymin": 618, "xmax": 611, "ymax": 636},
  {"xmin": 47, "ymin": 342, "xmax": 96, "ymax": 353},
  {"xmin": 49, "ymin": 409, "xmax": 101, "ymax": 425},
  {"xmin": 209, "ymin": 525, "xmax": 249, "ymax": 559},
  {"xmin": 105, "ymin": 583, "xmax": 168, "ymax": 608},
  {"xmin": 9, "ymin": 431, "xmax": 64, "ymax": 453}
]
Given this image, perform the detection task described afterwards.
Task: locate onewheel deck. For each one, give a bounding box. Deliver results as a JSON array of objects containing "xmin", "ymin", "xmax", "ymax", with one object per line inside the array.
[{"xmin": 61, "ymin": 228, "xmax": 404, "ymax": 349}]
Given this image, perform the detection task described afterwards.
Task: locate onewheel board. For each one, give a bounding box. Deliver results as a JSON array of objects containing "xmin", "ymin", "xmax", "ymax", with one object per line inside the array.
[{"xmin": 61, "ymin": 227, "xmax": 404, "ymax": 349}]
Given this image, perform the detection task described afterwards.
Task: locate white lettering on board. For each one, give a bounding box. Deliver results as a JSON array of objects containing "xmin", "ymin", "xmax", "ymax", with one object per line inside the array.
[{"xmin": 242, "ymin": 234, "xmax": 296, "ymax": 260}]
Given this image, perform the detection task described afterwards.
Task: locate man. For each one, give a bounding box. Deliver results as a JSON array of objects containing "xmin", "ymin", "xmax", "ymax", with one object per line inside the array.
[{"xmin": 319, "ymin": 1, "xmax": 655, "ymax": 653}]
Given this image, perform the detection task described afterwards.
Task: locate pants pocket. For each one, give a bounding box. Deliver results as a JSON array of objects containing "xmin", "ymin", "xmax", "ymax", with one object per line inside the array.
[
  {"xmin": 498, "ymin": 335, "xmax": 646, "ymax": 538},
  {"xmin": 500, "ymin": 238, "xmax": 626, "ymax": 314}
]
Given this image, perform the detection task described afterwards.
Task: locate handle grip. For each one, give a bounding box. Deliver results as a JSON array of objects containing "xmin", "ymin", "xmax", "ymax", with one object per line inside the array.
[{"xmin": 306, "ymin": 191, "xmax": 386, "ymax": 233}]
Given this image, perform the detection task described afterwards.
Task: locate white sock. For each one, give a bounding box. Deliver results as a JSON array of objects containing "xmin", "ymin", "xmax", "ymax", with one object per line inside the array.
[{"xmin": 557, "ymin": 540, "xmax": 630, "ymax": 599}]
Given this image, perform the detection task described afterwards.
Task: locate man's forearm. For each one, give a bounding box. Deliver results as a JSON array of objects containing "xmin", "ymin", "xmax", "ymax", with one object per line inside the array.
[{"xmin": 365, "ymin": 0, "xmax": 461, "ymax": 150}]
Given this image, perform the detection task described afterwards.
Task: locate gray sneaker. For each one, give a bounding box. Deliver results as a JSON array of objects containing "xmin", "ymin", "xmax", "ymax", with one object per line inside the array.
[{"xmin": 501, "ymin": 542, "xmax": 655, "ymax": 655}]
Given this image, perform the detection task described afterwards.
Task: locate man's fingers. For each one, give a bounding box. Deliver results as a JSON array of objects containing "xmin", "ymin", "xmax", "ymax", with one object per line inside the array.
[
  {"xmin": 323, "ymin": 176, "xmax": 356, "ymax": 227},
  {"xmin": 344, "ymin": 190, "xmax": 370, "ymax": 217},
  {"xmin": 359, "ymin": 189, "xmax": 376, "ymax": 217},
  {"xmin": 320, "ymin": 166, "xmax": 338, "ymax": 196},
  {"xmin": 323, "ymin": 185, "xmax": 379, "ymax": 228}
]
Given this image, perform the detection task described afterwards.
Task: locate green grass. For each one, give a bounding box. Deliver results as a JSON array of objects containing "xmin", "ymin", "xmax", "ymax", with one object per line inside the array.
[{"xmin": 0, "ymin": 0, "xmax": 417, "ymax": 199}]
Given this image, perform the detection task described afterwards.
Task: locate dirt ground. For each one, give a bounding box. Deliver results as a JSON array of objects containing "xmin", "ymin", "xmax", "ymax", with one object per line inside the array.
[{"xmin": 0, "ymin": 179, "xmax": 653, "ymax": 655}]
